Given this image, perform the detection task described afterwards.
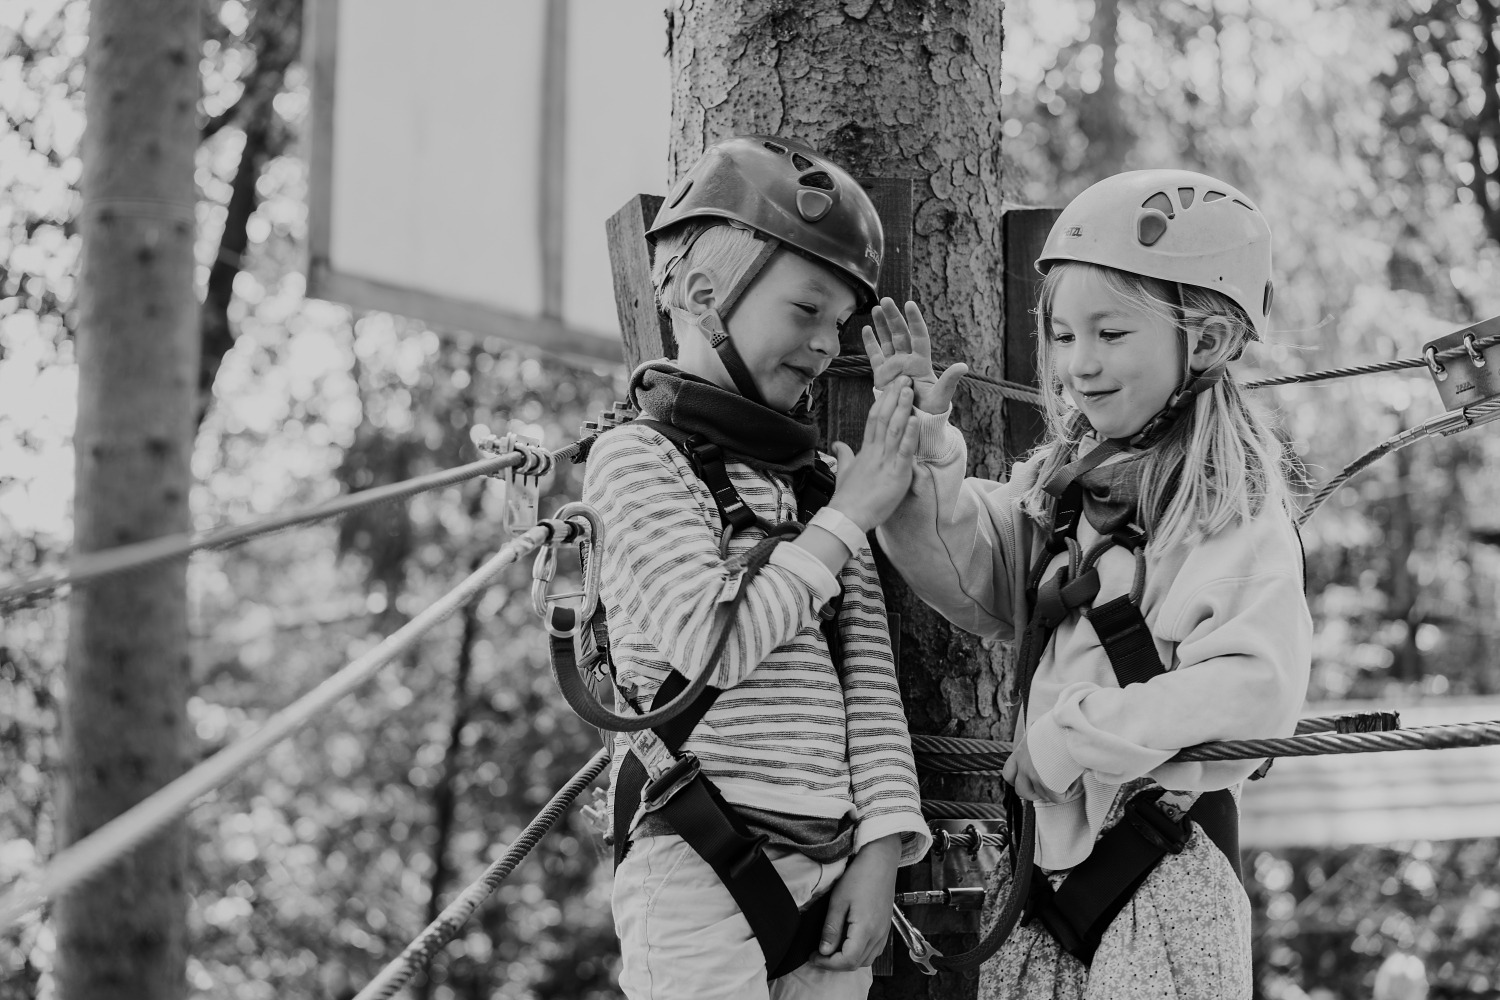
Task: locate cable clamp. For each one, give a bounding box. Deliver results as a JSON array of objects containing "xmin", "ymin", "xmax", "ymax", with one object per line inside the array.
[{"xmin": 479, "ymin": 432, "xmax": 553, "ymax": 534}]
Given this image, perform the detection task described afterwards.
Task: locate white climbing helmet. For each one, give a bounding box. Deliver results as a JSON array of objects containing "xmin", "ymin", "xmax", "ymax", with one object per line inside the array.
[{"xmin": 1035, "ymin": 169, "xmax": 1275, "ymax": 341}]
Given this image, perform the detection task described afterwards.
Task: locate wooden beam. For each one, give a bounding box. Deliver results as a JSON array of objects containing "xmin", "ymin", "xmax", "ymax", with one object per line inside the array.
[
  {"xmin": 302, "ymin": 0, "xmax": 339, "ymax": 297},
  {"xmin": 606, "ymin": 193, "xmax": 674, "ymax": 370},
  {"xmin": 1001, "ymin": 207, "xmax": 1061, "ymax": 463},
  {"xmin": 538, "ymin": 0, "xmax": 568, "ymax": 319},
  {"xmin": 816, "ymin": 177, "xmax": 913, "ymax": 449}
]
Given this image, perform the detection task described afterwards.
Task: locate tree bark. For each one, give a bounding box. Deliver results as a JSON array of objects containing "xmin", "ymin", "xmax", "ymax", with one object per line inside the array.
[
  {"xmin": 667, "ymin": 3, "xmax": 1007, "ymax": 996},
  {"xmin": 56, "ymin": 1, "xmax": 201, "ymax": 997}
]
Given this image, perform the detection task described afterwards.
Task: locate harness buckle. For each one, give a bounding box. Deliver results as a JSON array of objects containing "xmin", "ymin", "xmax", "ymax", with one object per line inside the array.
[
  {"xmin": 640, "ymin": 752, "xmax": 702, "ymax": 814},
  {"xmin": 1125, "ymin": 790, "xmax": 1191, "ymax": 855}
]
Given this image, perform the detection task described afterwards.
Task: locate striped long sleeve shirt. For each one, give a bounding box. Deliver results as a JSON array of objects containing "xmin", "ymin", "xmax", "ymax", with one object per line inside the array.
[{"xmin": 584, "ymin": 422, "xmax": 931, "ymax": 865}]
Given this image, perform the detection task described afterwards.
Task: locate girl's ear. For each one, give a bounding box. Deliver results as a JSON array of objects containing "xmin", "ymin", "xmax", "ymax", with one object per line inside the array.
[{"xmin": 1189, "ymin": 317, "xmax": 1235, "ymax": 372}]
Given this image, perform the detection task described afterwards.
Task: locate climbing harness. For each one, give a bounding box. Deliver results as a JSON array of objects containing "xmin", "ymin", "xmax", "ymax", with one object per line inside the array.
[{"xmin": 540, "ymin": 411, "xmax": 846, "ymax": 979}]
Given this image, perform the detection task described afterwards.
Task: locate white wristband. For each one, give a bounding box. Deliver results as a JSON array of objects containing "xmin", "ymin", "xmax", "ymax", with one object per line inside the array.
[{"xmin": 809, "ymin": 507, "xmax": 869, "ymax": 557}]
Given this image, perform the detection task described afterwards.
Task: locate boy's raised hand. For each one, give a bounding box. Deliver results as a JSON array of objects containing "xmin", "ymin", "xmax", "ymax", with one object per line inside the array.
[
  {"xmin": 829, "ymin": 377, "xmax": 919, "ymax": 532},
  {"xmin": 862, "ymin": 298, "xmax": 969, "ymax": 415}
]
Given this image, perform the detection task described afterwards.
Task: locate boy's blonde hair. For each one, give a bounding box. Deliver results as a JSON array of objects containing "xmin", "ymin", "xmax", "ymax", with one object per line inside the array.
[
  {"xmin": 651, "ymin": 222, "xmax": 766, "ymax": 317},
  {"xmin": 1020, "ymin": 262, "xmax": 1295, "ymax": 549}
]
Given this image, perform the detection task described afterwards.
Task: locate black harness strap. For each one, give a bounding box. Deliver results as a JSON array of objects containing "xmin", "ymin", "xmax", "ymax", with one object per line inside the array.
[
  {"xmin": 612, "ymin": 672, "xmax": 831, "ymax": 980},
  {"xmin": 1015, "ymin": 462, "xmax": 1244, "ymax": 967},
  {"xmin": 600, "ymin": 418, "xmax": 846, "ymax": 979}
]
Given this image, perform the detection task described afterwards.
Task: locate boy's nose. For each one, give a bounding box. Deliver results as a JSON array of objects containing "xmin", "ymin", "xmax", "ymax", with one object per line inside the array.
[{"xmin": 811, "ymin": 324, "xmax": 841, "ymax": 358}]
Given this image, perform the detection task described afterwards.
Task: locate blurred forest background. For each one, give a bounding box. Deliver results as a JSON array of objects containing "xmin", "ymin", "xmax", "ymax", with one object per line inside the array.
[{"xmin": 3, "ymin": 0, "xmax": 1500, "ymax": 997}]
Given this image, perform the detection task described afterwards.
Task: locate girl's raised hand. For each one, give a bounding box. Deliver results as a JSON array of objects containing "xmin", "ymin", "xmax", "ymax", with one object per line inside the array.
[{"xmin": 862, "ymin": 298, "xmax": 969, "ymax": 415}]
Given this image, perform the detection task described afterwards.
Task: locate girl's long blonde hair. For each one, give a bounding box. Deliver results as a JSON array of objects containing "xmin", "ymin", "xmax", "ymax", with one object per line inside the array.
[{"xmin": 1019, "ymin": 262, "xmax": 1295, "ymax": 549}]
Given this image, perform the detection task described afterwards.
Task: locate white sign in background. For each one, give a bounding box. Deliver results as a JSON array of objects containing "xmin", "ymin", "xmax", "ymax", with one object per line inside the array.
[{"xmin": 306, "ymin": 0, "xmax": 670, "ymax": 364}]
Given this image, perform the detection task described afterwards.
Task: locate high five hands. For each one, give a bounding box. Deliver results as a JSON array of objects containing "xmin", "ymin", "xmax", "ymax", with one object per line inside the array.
[{"xmin": 862, "ymin": 298, "xmax": 969, "ymax": 415}]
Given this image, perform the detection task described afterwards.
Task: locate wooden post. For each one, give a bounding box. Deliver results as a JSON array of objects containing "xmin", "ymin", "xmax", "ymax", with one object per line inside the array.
[
  {"xmin": 1001, "ymin": 208, "xmax": 1061, "ymax": 464},
  {"xmin": 606, "ymin": 194, "xmax": 674, "ymax": 370}
]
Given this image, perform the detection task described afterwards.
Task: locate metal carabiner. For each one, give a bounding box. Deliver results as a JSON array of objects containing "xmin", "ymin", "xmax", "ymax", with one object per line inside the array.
[{"xmin": 532, "ymin": 502, "xmax": 606, "ymax": 637}]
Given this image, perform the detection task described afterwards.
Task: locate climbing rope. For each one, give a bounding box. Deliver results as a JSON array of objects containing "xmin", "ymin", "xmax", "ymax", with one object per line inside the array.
[
  {"xmin": 353, "ymin": 749, "xmax": 610, "ymax": 1000},
  {"xmin": 0, "ymin": 520, "xmax": 579, "ymax": 932}
]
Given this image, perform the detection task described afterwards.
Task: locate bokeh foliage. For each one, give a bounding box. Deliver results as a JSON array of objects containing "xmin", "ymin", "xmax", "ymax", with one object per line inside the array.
[{"xmin": 2, "ymin": 0, "xmax": 1499, "ymax": 997}]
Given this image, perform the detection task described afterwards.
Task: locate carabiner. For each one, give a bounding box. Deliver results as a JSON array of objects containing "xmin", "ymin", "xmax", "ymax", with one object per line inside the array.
[{"xmin": 532, "ymin": 502, "xmax": 606, "ymax": 638}]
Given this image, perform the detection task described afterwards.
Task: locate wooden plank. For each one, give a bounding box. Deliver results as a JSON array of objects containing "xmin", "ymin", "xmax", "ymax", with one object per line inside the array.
[
  {"xmin": 537, "ymin": 0, "xmax": 568, "ymax": 319},
  {"xmin": 817, "ymin": 177, "xmax": 913, "ymax": 449},
  {"xmin": 302, "ymin": 0, "xmax": 340, "ymax": 301},
  {"xmin": 1000, "ymin": 207, "xmax": 1060, "ymax": 463},
  {"xmin": 606, "ymin": 193, "xmax": 674, "ymax": 370},
  {"xmin": 313, "ymin": 266, "xmax": 622, "ymax": 365}
]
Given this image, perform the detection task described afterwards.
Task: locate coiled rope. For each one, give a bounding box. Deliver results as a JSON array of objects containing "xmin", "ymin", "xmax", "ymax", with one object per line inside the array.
[
  {"xmin": 0, "ymin": 522, "xmax": 569, "ymax": 932},
  {"xmin": 352, "ymin": 749, "xmax": 610, "ymax": 1000}
]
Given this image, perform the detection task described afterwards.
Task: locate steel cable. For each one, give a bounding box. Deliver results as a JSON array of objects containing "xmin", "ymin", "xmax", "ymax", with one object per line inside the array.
[
  {"xmin": 911, "ymin": 719, "xmax": 1500, "ymax": 774},
  {"xmin": 353, "ymin": 749, "xmax": 611, "ymax": 1000},
  {"xmin": 0, "ymin": 525, "xmax": 558, "ymax": 931}
]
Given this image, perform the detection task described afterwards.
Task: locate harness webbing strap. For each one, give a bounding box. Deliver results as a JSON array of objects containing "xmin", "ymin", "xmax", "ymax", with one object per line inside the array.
[
  {"xmin": 594, "ymin": 418, "xmax": 845, "ymax": 979},
  {"xmin": 1013, "ymin": 479, "xmax": 1245, "ymax": 967},
  {"xmin": 612, "ymin": 671, "xmax": 831, "ymax": 979},
  {"xmin": 1086, "ymin": 595, "xmax": 1162, "ymax": 688}
]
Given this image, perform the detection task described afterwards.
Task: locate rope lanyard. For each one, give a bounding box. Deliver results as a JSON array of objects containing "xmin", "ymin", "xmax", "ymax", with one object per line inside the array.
[{"xmin": 0, "ymin": 524, "xmax": 562, "ymax": 932}]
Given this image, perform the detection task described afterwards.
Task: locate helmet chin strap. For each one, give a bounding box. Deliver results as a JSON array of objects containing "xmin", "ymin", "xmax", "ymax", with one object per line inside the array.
[
  {"xmin": 1123, "ymin": 365, "xmax": 1227, "ymax": 449},
  {"xmin": 697, "ymin": 233, "xmax": 782, "ymax": 409}
]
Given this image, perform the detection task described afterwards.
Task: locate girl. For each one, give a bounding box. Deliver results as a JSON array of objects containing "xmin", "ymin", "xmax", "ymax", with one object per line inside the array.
[{"xmin": 870, "ymin": 169, "xmax": 1311, "ymax": 998}]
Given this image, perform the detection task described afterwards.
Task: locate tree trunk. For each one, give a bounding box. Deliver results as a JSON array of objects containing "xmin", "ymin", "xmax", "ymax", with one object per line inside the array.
[
  {"xmin": 56, "ymin": 1, "xmax": 201, "ymax": 997},
  {"xmin": 667, "ymin": 3, "xmax": 1007, "ymax": 996}
]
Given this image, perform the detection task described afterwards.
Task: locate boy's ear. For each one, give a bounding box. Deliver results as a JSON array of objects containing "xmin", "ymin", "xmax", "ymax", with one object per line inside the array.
[
  {"xmin": 680, "ymin": 267, "xmax": 719, "ymax": 319},
  {"xmin": 1189, "ymin": 317, "xmax": 1234, "ymax": 372}
]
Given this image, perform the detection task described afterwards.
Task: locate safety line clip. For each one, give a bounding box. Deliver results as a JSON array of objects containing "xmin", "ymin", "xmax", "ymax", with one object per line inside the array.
[{"xmin": 479, "ymin": 432, "xmax": 552, "ymax": 534}]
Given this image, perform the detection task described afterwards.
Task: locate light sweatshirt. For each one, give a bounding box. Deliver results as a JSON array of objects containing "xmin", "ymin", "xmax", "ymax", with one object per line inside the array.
[
  {"xmin": 877, "ymin": 408, "xmax": 1311, "ymax": 870},
  {"xmin": 584, "ymin": 422, "xmax": 931, "ymax": 865}
]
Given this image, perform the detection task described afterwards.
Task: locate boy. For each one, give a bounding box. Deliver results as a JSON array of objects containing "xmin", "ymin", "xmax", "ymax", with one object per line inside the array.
[{"xmin": 584, "ymin": 135, "xmax": 930, "ymax": 1000}]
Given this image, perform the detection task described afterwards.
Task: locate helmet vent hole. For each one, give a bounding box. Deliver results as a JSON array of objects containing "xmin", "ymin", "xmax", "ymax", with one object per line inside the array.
[
  {"xmin": 1178, "ymin": 187, "xmax": 1195, "ymax": 208},
  {"xmin": 1142, "ymin": 192, "xmax": 1175, "ymax": 218},
  {"xmin": 1233, "ymin": 198, "xmax": 1254, "ymax": 211},
  {"xmin": 791, "ymin": 151, "xmax": 815, "ymax": 171},
  {"xmin": 1137, "ymin": 210, "xmax": 1169, "ymax": 247},
  {"xmin": 1204, "ymin": 190, "xmax": 1227, "ymax": 202},
  {"xmin": 1263, "ymin": 281, "xmax": 1275, "ymax": 317},
  {"xmin": 763, "ymin": 141, "xmax": 788, "ymax": 155},
  {"xmin": 799, "ymin": 171, "xmax": 835, "ymax": 191}
]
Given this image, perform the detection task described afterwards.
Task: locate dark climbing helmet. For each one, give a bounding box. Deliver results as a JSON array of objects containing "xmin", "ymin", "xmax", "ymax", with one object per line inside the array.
[
  {"xmin": 1035, "ymin": 169, "xmax": 1275, "ymax": 341},
  {"xmin": 647, "ymin": 135, "xmax": 884, "ymax": 308}
]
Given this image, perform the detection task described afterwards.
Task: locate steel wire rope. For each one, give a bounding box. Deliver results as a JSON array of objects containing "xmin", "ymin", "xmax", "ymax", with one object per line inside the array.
[
  {"xmin": 352, "ymin": 749, "xmax": 611, "ymax": 1000},
  {"xmin": 0, "ymin": 523, "xmax": 565, "ymax": 931},
  {"xmin": 0, "ymin": 436, "xmax": 588, "ymax": 611},
  {"xmin": 909, "ymin": 719, "xmax": 1500, "ymax": 776},
  {"xmin": 1296, "ymin": 395, "xmax": 1500, "ymax": 527}
]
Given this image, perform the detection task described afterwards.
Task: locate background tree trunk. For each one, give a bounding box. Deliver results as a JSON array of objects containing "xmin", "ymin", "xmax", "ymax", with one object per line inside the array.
[
  {"xmin": 55, "ymin": 0, "xmax": 201, "ymax": 997},
  {"xmin": 667, "ymin": 3, "xmax": 1007, "ymax": 996}
]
